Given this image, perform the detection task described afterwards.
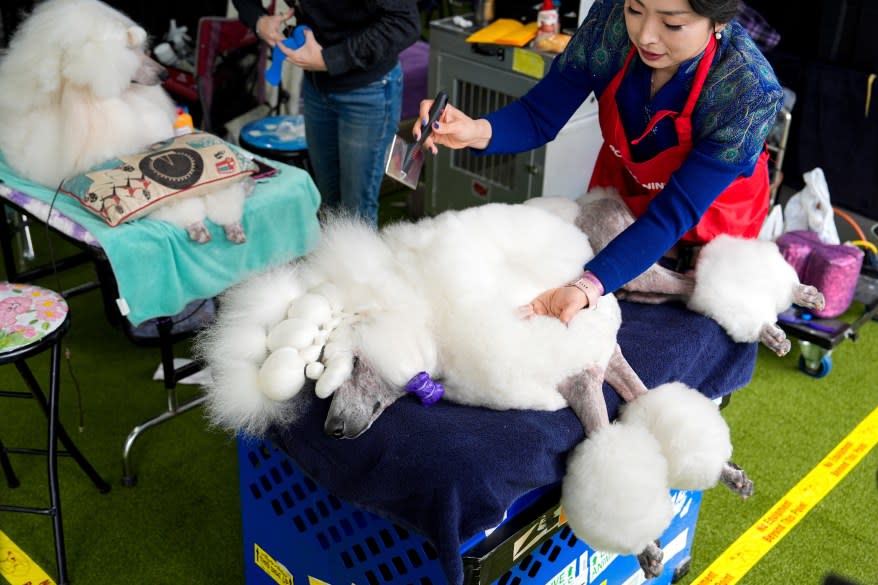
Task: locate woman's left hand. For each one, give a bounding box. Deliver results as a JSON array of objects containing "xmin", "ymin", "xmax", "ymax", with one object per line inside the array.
[{"xmin": 519, "ymin": 286, "xmax": 587, "ymax": 324}]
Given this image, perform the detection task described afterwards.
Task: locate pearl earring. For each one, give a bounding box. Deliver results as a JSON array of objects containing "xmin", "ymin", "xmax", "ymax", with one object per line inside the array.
[{"xmin": 714, "ymin": 30, "xmax": 722, "ymax": 40}]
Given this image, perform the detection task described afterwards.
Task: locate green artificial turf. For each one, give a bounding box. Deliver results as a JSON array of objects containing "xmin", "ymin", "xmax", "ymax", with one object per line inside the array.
[{"xmin": 676, "ymin": 304, "xmax": 878, "ymax": 585}]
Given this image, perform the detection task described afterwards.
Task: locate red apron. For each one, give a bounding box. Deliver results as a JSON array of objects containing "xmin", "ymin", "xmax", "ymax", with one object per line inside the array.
[{"xmin": 588, "ymin": 36, "xmax": 769, "ymax": 244}]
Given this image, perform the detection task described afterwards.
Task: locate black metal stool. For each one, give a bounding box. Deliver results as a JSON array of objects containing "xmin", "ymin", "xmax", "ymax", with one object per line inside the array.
[{"xmin": 0, "ymin": 282, "xmax": 111, "ymax": 585}]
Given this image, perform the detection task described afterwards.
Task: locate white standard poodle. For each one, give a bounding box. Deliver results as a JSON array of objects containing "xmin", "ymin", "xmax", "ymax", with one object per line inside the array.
[
  {"xmin": 0, "ymin": 0, "xmax": 249, "ymax": 243},
  {"xmin": 198, "ymin": 201, "xmax": 766, "ymax": 579}
]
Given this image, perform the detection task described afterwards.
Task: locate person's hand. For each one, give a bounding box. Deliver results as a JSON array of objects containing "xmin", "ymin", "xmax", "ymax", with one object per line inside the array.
[
  {"xmin": 255, "ymin": 9, "xmax": 295, "ymax": 47},
  {"xmin": 519, "ymin": 286, "xmax": 588, "ymax": 325},
  {"xmin": 276, "ymin": 28, "xmax": 327, "ymax": 71},
  {"xmin": 413, "ymin": 100, "xmax": 492, "ymax": 152}
]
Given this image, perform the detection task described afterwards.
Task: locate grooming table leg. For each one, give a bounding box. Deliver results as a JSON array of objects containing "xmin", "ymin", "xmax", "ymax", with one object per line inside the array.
[
  {"xmin": 120, "ymin": 317, "xmax": 207, "ymax": 487},
  {"xmin": 121, "ymin": 393, "xmax": 206, "ymax": 486}
]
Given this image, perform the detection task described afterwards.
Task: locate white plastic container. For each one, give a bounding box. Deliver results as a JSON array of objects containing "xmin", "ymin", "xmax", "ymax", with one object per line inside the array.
[{"xmin": 537, "ymin": 0, "xmax": 559, "ymax": 39}]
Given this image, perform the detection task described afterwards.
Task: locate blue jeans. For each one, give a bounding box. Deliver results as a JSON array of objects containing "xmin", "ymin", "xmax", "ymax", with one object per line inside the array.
[{"xmin": 302, "ymin": 64, "xmax": 403, "ymax": 226}]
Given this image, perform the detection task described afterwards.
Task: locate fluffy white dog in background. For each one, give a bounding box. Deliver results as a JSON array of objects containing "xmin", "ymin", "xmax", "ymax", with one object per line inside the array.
[{"xmin": 0, "ymin": 0, "xmax": 248, "ymax": 243}]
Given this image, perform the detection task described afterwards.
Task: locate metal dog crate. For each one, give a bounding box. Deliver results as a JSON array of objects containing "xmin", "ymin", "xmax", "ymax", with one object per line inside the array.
[
  {"xmin": 238, "ymin": 437, "xmax": 702, "ymax": 585},
  {"xmin": 424, "ymin": 17, "xmax": 604, "ymax": 214}
]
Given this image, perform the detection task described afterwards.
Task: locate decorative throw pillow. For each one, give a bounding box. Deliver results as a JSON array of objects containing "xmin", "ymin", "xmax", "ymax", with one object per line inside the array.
[{"xmin": 60, "ymin": 132, "xmax": 259, "ymax": 227}]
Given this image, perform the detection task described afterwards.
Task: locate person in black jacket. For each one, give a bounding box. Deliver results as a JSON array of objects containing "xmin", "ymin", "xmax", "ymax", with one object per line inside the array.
[{"xmin": 233, "ymin": 0, "xmax": 420, "ymax": 226}]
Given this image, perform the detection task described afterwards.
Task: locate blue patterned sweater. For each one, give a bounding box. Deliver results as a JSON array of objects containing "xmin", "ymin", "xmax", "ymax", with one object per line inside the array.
[{"xmin": 483, "ymin": 0, "xmax": 783, "ymax": 293}]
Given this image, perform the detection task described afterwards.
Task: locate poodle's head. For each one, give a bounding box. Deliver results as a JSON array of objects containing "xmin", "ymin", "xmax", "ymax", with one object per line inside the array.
[{"xmin": 3, "ymin": 0, "xmax": 166, "ymax": 99}]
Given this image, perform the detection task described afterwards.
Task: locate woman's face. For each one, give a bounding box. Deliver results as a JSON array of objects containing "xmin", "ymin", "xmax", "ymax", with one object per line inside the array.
[{"xmin": 624, "ymin": 0, "xmax": 719, "ymax": 69}]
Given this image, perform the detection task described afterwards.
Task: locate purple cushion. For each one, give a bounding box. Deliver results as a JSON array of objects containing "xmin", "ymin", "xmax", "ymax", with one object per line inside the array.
[
  {"xmin": 400, "ymin": 41, "xmax": 430, "ymax": 120},
  {"xmin": 776, "ymin": 230, "xmax": 864, "ymax": 317}
]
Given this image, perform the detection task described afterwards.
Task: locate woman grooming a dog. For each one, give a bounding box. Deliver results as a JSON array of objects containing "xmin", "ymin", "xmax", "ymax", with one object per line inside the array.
[
  {"xmin": 415, "ymin": 0, "xmax": 783, "ymax": 323},
  {"xmin": 234, "ymin": 0, "xmax": 421, "ymax": 226}
]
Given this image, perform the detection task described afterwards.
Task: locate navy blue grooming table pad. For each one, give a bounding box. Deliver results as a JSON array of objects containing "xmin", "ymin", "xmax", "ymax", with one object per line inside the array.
[{"xmin": 269, "ymin": 300, "xmax": 758, "ymax": 585}]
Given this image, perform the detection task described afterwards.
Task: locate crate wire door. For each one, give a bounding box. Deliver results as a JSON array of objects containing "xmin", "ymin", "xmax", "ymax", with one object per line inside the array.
[{"xmin": 428, "ymin": 52, "xmax": 544, "ymax": 213}]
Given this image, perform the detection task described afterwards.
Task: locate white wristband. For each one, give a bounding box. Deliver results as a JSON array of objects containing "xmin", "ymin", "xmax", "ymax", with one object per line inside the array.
[{"xmin": 565, "ymin": 276, "xmax": 601, "ymax": 310}]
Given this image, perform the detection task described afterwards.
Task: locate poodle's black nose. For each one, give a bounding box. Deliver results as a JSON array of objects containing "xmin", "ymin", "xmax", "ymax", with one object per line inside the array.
[{"xmin": 324, "ymin": 417, "xmax": 345, "ymax": 439}]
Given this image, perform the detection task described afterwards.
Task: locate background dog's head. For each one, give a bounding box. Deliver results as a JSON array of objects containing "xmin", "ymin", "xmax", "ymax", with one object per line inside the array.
[{"xmin": 2, "ymin": 0, "xmax": 166, "ymax": 100}]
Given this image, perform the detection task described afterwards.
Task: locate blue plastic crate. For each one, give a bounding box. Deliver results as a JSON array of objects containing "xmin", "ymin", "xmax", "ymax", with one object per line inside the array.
[{"xmin": 238, "ymin": 437, "xmax": 702, "ymax": 585}]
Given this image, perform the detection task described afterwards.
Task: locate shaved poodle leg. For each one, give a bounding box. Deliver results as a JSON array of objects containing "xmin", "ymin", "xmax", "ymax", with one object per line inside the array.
[
  {"xmin": 557, "ymin": 368, "xmax": 609, "ymax": 435},
  {"xmin": 720, "ymin": 461, "xmax": 754, "ymax": 498},
  {"xmin": 604, "ymin": 343, "xmax": 648, "ymax": 402},
  {"xmin": 760, "ymin": 323, "xmax": 792, "ymax": 356},
  {"xmin": 636, "ymin": 540, "xmax": 664, "ymax": 579},
  {"xmin": 792, "ymin": 283, "xmax": 826, "ymax": 311},
  {"xmin": 619, "ymin": 264, "xmax": 696, "ymax": 304},
  {"xmin": 614, "ymin": 289, "xmax": 691, "ymax": 304}
]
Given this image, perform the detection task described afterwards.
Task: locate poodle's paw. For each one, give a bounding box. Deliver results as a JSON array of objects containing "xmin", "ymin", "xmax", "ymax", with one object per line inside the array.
[
  {"xmin": 720, "ymin": 461, "xmax": 754, "ymax": 499},
  {"xmin": 224, "ymin": 221, "xmax": 247, "ymax": 244},
  {"xmin": 636, "ymin": 540, "xmax": 664, "ymax": 579},
  {"xmin": 760, "ymin": 323, "xmax": 791, "ymax": 356},
  {"xmin": 186, "ymin": 222, "xmax": 212, "ymax": 243},
  {"xmin": 793, "ymin": 283, "xmax": 825, "ymax": 311}
]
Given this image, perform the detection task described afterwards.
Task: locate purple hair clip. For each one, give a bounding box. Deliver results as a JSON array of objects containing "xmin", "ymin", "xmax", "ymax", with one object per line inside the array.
[{"xmin": 405, "ymin": 372, "xmax": 445, "ymax": 407}]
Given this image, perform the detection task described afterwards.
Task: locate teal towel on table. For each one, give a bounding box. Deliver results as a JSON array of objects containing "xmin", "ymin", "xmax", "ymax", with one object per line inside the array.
[{"xmin": 0, "ymin": 155, "xmax": 321, "ymax": 325}]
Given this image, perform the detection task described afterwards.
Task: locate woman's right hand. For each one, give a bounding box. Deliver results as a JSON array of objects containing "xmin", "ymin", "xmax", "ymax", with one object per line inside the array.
[{"xmin": 413, "ymin": 100, "xmax": 493, "ymax": 153}]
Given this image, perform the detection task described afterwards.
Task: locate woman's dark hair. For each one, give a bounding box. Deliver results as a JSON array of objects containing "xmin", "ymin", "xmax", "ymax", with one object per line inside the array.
[{"xmin": 688, "ymin": 0, "xmax": 739, "ymax": 24}]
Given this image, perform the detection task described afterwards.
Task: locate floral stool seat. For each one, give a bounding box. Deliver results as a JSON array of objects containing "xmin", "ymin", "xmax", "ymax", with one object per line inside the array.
[
  {"xmin": 0, "ymin": 282, "xmax": 110, "ymax": 585},
  {"xmin": 0, "ymin": 282, "xmax": 70, "ymax": 355}
]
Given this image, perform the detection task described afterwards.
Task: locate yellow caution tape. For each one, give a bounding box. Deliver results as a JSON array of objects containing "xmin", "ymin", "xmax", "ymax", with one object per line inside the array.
[
  {"xmin": 0, "ymin": 530, "xmax": 55, "ymax": 585},
  {"xmin": 691, "ymin": 405, "xmax": 878, "ymax": 585}
]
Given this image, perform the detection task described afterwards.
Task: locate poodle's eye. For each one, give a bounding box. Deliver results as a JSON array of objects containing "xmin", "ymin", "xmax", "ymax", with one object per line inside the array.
[
  {"xmin": 87, "ymin": 192, "xmax": 98, "ymax": 202},
  {"xmin": 214, "ymin": 151, "xmax": 225, "ymax": 159},
  {"xmin": 122, "ymin": 164, "xmax": 135, "ymax": 172}
]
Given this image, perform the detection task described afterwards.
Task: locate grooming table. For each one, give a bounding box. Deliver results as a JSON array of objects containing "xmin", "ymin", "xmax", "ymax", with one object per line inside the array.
[
  {"xmin": 0, "ymin": 154, "xmax": 321, "ymax": 485},
  {"xmin": 239, "ymin": 300, "xmax": 759, "ymax": 585}
]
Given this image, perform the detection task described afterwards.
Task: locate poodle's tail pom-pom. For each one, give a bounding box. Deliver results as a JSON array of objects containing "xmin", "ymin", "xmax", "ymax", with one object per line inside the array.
[
  {"xmin": 562, "ymin": 424, "xmax": 674, "ymax": 555},
  {"xmin": 620, "ymin": 383, "xmax": 732, "ymax": 490}
]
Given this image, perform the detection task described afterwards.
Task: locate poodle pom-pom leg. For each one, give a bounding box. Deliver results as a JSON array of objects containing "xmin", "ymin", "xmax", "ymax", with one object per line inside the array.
[
  {"xmin": 760, "ymin": 322, "xmax": 792, "ymax": 356},
  {"xmin": 205, "ymin": 183, "xmax": 248, "ymax": 240},
  {"xmin": 562, "ymin": 425, "xmax": 674, "ymax": 558},
  {"xmin": 620, "ymin": 382, "xmax": 732, "ymax": 490},
  {"xmin": 720, "ymin": 461, "xmax": 754, "ymax": 498},
  {"xmin": 793, "ymin": 283, "xmax": 825, "ymax": 311}
]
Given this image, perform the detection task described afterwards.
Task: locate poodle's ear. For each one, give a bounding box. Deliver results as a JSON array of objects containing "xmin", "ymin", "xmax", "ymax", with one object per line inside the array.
[
  {"xmin": 62, "ymin": 37, "xmax": 140, "ymax": 99},
  {"xmin": 126, "ymin": 26, "xmax": 147, "ymax": 49}
]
